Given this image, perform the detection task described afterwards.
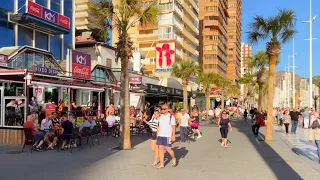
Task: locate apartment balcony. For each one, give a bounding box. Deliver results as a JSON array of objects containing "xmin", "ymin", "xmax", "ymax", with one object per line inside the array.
[
  {"xmin": 137, "ymin": 34, "xmax": 158, "ymax": 42},
  {"xmin": 159, "ymin": 33, "xmax": 183, "ymax": 45},
  {"xmin": 76, "ymin": 0, "xmax": 89, "ymax": 3},
  {"xmin": 184, "ymin": 15, "xmax": 198, "ymax": 35},
  {"xmin": 159, "ymin": 2, "xmax": 183, "ymax": 18},
  {"xmin": 183, "ymin": 41, "xmax": 197, "ymax": 56},
  {"xmin": 185, "ymin": 0, "xmax": 198, "ymax": 12},
  {"xmin": 182, "ymin": 28, "xmax": 198, "ymax": 45},
  {"xmin": 181, "ymin": 0, "xmax": 197, "ymax": 21},
  {"xmin": 75, "ymin": 12, "xmax": 89, "ymax": 18},
  {"xmin": 75, "ymin": 19, "xmax": 89, "ymax": 26},
  {"xmin": 203, "ymin": 20, "xmax": 225, "ymax": 34},
  {"xmin": 75, "ymin": 5, "xmax": 87, "ymax": 12},
  {"xmin": 137, "ymin": 24, "xmax": 158, "ymax": 30}
]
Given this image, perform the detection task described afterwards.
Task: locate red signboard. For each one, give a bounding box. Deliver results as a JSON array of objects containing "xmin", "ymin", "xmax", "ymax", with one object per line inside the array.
[
  {"xmin": 58, "ymin": 14, "xmax": 70, "ymax": 29},
  {"xmin": 129, "ymin": 76, "xmax": 142, "ymax": 84},
  {"xmin": 27, "ymin": 1, "xmax": 42, "ymax": 18},
  {"xmin": 26, "ymin": 0, "xmax": 70, "ymax": 29},
  {"xmin": 71, "ymin": 50, "xmax": 91, "ymax": 79},
  {"xmin": 45, "ymin": 103, "xmax": 56, "ymax": 117},
  {"xmin": 0, "ymin": 54, "xmax": 8, "ymax": 66}
]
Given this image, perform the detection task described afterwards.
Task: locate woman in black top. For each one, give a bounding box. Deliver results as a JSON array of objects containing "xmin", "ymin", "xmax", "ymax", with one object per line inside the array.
[
  {"xmin": 218, "ymin": 110, "xmax": 232, "ymax": 148},
  {"xmin": 244, "ymin": 109, "xmax": 248, "ymax": 122}
]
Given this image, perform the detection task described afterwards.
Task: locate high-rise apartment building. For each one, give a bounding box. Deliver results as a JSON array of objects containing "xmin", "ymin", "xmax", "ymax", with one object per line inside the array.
[
  {"xmin": 226, "ymin": 0, "xmax": 242, "ymax": 82},
  {"xmin": 112, "ymin": 0, "xmax": 199, "ymax": 77},
  {"xmin": 240, "ymin": 42, "xmax": 251, "ymax": 99},
  {"xmin": 199, "ymin": 0, "xmax": 228, "ymax": 78},
  {"xmin": 75, "ymin": 0, "xmax": 90, "ymax": 30}
]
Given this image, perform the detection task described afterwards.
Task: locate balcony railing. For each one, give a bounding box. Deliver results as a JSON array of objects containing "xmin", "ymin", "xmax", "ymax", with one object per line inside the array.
[
  {"xmin": 158, "ymin": 2, "xmax": 183, "ymax": 18},
  {"xmin": 158, "ymin": 33, "xmax": 183, "ymax": 44}
]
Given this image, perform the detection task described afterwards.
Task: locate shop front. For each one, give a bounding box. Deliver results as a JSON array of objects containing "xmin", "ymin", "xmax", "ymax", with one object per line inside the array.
[{"xmin": 0, "ymin": 47, "xmax": 109, "ymax": 144}]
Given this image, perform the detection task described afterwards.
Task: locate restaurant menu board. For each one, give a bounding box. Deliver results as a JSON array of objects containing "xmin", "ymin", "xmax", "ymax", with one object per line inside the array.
[
  {"xmin": 45, "ymin": 103, "xmax": 56, "ymax": 117},
  {"xmin": 76, "ymin": 117, "xmax": 84, "ymax": 127}
]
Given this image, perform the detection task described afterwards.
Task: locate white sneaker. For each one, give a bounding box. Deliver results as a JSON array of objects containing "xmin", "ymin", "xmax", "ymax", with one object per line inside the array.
[
  {"xmin": 221, "ymin": 142, "xmax": 224, "ymax": 146},
  {"xmin": 197, "ymin": 135, "xmax": 202, "ymax": 139},
  {"xmin": 224, "ymin": 144, "xmax": 227, "ymax": 148}
]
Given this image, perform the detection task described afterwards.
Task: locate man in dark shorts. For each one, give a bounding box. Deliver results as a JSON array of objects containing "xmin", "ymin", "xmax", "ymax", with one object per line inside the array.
[{"xmin": 290, "ymin": 107, "xmax": 301, "ymax": 134}]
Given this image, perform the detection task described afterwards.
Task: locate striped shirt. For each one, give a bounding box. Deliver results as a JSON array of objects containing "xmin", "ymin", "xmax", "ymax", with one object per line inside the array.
[{"xmin": 149, "ymin": 118, "xmax": 159, "ymax": 132}]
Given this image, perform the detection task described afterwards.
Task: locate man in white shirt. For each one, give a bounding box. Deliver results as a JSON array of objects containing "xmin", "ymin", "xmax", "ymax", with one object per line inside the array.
[
  {"xmin": 208, "ymin": 108, "xmax": 214, "ymax": 123},
  {"xmin": 179, "ymin": 109, "xmax": 190, "ymax": 143},
  {"xmin": 215, "ymin": 106, "xmax": 222, "ymax": 121},
  {"xmin": 156, "ymin": 104, "xmax": 177, "ymax": 169},
  {"xmin": 106, "ymin": 112, "xmax": 116, "ymax": 128}
]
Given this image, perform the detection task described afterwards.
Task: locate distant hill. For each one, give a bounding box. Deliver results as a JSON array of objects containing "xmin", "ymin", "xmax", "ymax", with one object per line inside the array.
[{"xmin": 274, "ymin": 71, "xmax": 320, "ymax": 89}]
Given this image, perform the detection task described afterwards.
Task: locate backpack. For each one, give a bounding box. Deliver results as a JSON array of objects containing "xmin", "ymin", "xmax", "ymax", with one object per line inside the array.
[{"xmin": 257, "ymin": 115, "xmax": 265, "ymax": 126}]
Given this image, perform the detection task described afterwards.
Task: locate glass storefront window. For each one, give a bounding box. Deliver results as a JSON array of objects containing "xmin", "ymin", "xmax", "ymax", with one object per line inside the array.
[
  {"xmin": 35, "ymin": 31, "xmax": 48, "ymax": 50},
  {"xmin": 82, "ymin": 91, "xmax": 89, "ymax": 105},
  {"xmin": 4, "ymin": 97, "xmax": 26, "ymax": 127},
  {"xmin": 18, "ymin": 26, "xmax": 33, "ymax": 46}
]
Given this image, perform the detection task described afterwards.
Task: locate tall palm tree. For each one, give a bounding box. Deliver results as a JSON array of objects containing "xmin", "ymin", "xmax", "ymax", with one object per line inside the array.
[
  {"xmin": 171, "ymin": 60, "xmax": 199, "ymax": 111},
  {"xmin": 247, "ymin": 51, "xmax": 269, "ymax": 112},
  {"xmin": 248, "ymin": 9, "xmax": 296, "ymax": 141},
  {"xmin": 196, "ymin": 72, "xmax": 219, "ymax": 114},
  {"xmin": 88, "ymin": 0, "xmax": 160, "ymax": 149},
  {"xmin": 238, "ymin": 72, "xmax": 256, "ymax": 107},
  {"xmin": 215, "ymin": 76, "xmax": 232, "ymax": 109}
]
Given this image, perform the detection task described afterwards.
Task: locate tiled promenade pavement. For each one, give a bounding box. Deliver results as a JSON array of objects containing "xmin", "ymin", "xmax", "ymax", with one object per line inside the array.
[
  {"xmin": 0, "ymin": 120, "xmax": 319, "ymax": 180},
  {"xmin": 273, "ymin": 122, "xmax": 319, "ymax": 164}
]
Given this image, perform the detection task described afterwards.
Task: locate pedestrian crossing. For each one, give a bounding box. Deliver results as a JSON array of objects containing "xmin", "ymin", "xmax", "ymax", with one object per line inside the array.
[{"xmin": 273, "ymin": 124, "xmax": 318, "ymax": 163}]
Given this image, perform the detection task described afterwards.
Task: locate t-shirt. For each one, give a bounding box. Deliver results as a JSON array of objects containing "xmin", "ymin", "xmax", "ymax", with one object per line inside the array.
[
  {"xmin": 79, "ymin": 121, "xmax": 91, "ymax": 131},
  {"xmin": 219, "ymin": 118, "xmax": 230, "ymax": 129},
  {"xmin": 290, "ymin": 111, "xmax": 301, "ymax": 121},
  {"xmin": 191, "ymin": 114, "xmax": 200, "ymax": 123},
  {"xmin": 40, "ymin": 119, "xmax": 52, "ymax": 131},
  {"xmin": 90, "ymin": 121, "xmax": 96, "ymax": 129},
  {"xmin": 23, "ymin": 121, "xmax": 36, "ymax": 136},
  {"xmin": 180, "ymin": 113, "xmax": 190, "ymax": 127},
  {"xmin": 158, "ymin": 113, "xmax": 176, "ymax": 138},
  {"xmin": 62, "ymin": 120, "xmax": 73, "ymax": 135},
  {"xmin": 208, "ymin": 110, "xmax": 214, "ymax": 116},
  {"xmin": 106, "ymin": 116, "xmax": 116, "ymax": 127}
]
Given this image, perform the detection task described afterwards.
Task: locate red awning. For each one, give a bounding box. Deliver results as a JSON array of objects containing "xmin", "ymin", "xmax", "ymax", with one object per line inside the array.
[{"xmin": 0, "ymin": 69, "xmax": 26, "ymax": 75}]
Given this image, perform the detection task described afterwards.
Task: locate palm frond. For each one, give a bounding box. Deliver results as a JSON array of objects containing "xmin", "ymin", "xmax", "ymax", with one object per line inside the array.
[
  {"xmin": 280, "ymin": 29, "xmax": 297, "ymax": 44},
  {"xmin": 171, "ymin": 60, "xmax": 200, "ymax": 83}
]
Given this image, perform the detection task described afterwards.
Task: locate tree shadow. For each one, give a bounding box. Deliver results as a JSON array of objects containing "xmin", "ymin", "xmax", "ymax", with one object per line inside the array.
[
  {"xmin": 164, "ymin": 146, "xmax": 189, "ymax": 167},
  {"xmin": 233, "ymin": 120, "xmax": 304, "ymax": 180}
]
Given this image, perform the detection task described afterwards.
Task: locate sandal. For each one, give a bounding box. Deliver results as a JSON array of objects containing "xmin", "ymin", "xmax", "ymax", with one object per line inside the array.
[
  {"xmin": 171, "ymin": 158, "xmax": 177, "ymax": 167},
  {"xmin": 151, "ymin": 162, "xmax": 158, "ymax": 166},
  {"xmin": 156, "ymin": 166, "xmax": 164, "ymax": 169}
]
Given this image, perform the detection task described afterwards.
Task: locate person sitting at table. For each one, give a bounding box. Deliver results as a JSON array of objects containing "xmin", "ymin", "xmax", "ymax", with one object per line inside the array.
[
  {"xmin": 88, "ymin": 116, "xmax": 96, "ymax": 129},
  {"xmin": 79, "ymin": 117, "xmax": 91, "ymax": 132},
  {"xmin": 106, "ymin": 112, "xmax": 116, "ymax": 136},
  {"xmin": 51, "ymin": 114, "xmax": 74, "ymax": 150},
  {"xmin": 41, "ymin": 114, "xmax": 56, "ymax": 150},
  {"xmin": 24, "ymin": 114, "xmax": 45, "ymax": 151}
]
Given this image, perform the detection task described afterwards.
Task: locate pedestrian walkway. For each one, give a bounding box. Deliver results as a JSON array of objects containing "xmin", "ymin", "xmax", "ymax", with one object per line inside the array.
[
  {"xmin": 273, "ymin": 122, "xmax": 319, "ymax": 163},
  {"xmin": 0, "ymin": 120, "xmax": 319, "ymax": 180}
]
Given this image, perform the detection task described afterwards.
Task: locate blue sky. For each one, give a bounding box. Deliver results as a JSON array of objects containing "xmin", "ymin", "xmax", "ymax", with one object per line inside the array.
[{"xmin": 242, "ymin": 0, "xmax": 320, "ymax": 78}]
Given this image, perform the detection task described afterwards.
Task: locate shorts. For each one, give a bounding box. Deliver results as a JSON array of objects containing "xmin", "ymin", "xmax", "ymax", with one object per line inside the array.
[
  {"xmin": 191, "ymin": 123, "xmax": 200, "ymax": 129},
  {"xmin": 151, "ymin": 132, "xmax": 157, "ymax": 140},
  {"xmin": 59, "ymin": 134, "xmax": 71, "ymax": 141},
  {"xmin": 220, "ymin": 128, "xmax": 229, "ymax": 138},
  {"xmin": 156, "ymin": 136, "xmax": 172, "ymax": 147},
  {"xmin": 35, "ymin": 133, "xmax": 44, "ymax": 141}
]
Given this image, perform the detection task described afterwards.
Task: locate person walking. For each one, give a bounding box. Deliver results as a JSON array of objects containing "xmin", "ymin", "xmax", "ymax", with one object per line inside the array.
[
  {"xmin": 244, "ymin": 109, "xmax": 248, "ymax": 122},
  {"xmin": 208, "ymin": 108, "xmax": 214, "ymax": 123},
  {"xmin": 218, "ymin": 110, "xmax": 232, "ymax": 148},
  {"xmin": 283, "ymin": 110, "xmax": 291, "ymax": 135},
  {"xmin": 179, "ymin": 109, "xmax": 190, "ymax": 144},
  {"xmin": 303, "ymin": 108, "xmax": 310, "ymax": 129},
  {"xmin": 309, "ymin": 116, "xmax": 320, "ymax": 164},
  {"xmin": 310, "ymin": 109, "xmax": 317, "ymax": 126},
  {"xmin": 252, "ymin": 109, "xmax": 264, "ymax": 141},
  {"xmin": 289, "ymin": 107, "xmax": 302, "ymax": 135},
  {"xmin": 190, "ymin": 109, "xmax": 202, "ymax": 139},
  {"xmin": 143, "ymin": 111, "xmax": 160, "ymax": 166},
  {"xmin": 156, "ymin": 104, "xmax": 177, "ymax": 169}
]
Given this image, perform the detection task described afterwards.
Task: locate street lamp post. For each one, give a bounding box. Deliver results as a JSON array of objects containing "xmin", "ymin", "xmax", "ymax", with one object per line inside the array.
[
  {"xmin": 292, "ymin": 39, "xmax": 296, "ymax": 108},
  {"xmin": 302, "ymin": 0, "xmax": 317, "ymax": 108}
]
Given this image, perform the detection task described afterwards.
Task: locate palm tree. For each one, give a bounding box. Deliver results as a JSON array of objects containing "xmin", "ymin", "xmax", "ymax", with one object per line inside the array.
[
  {"xmin": 171, "ymin": 60, "xmax": 200, "ymax": 111},
  {"xmin": 247, "ymin": 51, "xmax": 269, "ymax": 112},
  {"xmin": 196, "ymin": 72, "xmax": 219, "ymax": 114},
  {"xmin": 238, "ymin": 72, "xmax": 256, "ymax": 107},
  {"xmin": 215, "ymin": 76, "xmax": 232, "ymax": 109},
  {"xmin": 248, "ymin": 9, "xmax": 296, "ymax": 141},
  {"xmin": 88, "ymin": 0, "xmax": 160, "ymax": 149}
]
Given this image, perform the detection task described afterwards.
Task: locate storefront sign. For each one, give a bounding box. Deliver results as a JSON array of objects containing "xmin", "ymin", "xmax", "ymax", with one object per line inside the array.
[
  {"xmin": 130, "ymin": 106, "xmax": 135, "ymax": 115},
  {"xmin": 45, "ymin": 103, "xmax": 56, "ymax": 117},
  {"xmin": 33, "ymin": 87, "xmax": 44, "ymax": 103},
  {"xmin": 35, "ymin": 66, "xmax": 58, "ymax": 75},
  {"xmin": 129, "ymin": 76, "xmax": 142, "ymax": 84},
  {"xmin": 147, "ymin": 84, "xmax": 159, "ymax": 94},
  {"xmin": 159, "ymin": 86, "xmax": 166, "ymax": 94},
  {"xmin": 27, "ymin": 1, "xmax": 70, "ymax": 29},
  {"xmin": 174, "ymin": 89, "xmax": 182, "ymax": 96},
  {"xmin": 71, "ymin": 50, "xmax": 91, "ymax": 79},
  {"xmin": 155, "ymin": 41, "xmax": 176, "ymax": 72},
  {"xmin": 0, "ymin": 54, "xmax": 8, "ymax": 66}
]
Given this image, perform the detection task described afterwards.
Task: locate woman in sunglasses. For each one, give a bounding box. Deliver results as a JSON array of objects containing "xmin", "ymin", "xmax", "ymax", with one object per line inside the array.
[{"xmin": 218, "ymin": 110, "xmax": 232, "ymax": 148}]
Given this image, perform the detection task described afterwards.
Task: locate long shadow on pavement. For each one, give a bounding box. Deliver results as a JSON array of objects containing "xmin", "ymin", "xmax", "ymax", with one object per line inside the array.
[
  {"xmin": 164, "ymin": 146, "xmax": 189, "ymax": 167},
  {"xmin": 233, "ymin": 120, "xmax": 303, "ymax": 180}
]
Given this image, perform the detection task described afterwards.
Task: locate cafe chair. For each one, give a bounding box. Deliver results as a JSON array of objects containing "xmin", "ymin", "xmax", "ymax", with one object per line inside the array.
[
  {"xmin": 90, "ymin": 126, "xmax": 100, "ymax": 146},
  {"xmin": 68, "ymin": 128, "xmax": 80, "ymax": 153},
  {"xmin": 79, "ymin": 127, "xmax": 91, "ymax": 150},
  {"xmin": 22, "ymin": 128, "xmax": 35, "ymax": 153}
]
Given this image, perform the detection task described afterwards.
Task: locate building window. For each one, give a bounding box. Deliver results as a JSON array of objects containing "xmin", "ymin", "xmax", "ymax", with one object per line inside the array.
[
  {"xmin": 18, "ymin": 26, "xmax": 33, "ymax": 46},
  {"xmin": 18, "ymin": 0, "xmax": 26, "ymax": 13},
  {"xmin": 0, "ymin": 4, "xmax": 14, "ymax": 47},
  {"xmin": 81, "ymin": 91, "xmax": 90, "ymax": 105},
  {"xmin": 36, "ymin": 0, "xmax": 47, "ymax": 7},
  {"xmin": 51, "ymin": 0, "xmax": 60, "ymax": 13},
  {"xmin": 35, "ymin": 31, "xmax": 48, "ymax": 50},
  {"xmin": 50, "ymin": 35, "xmax": 62, "ymax": 60},
  {"xmin": 64, "ymin": 0, "xmax": 73, "ymax": 60},
  {"xmin": 204, "ymin": 45, "xmax": 218, "ymax": 51}
]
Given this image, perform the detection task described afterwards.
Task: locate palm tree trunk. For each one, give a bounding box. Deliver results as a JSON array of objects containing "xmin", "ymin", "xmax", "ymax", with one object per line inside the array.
[
  {"xmin": 119, "ymin": 55, "xmax": 131, "ymax": 149},
  {"xmin": 265, "ymin": 55, "xmax": 277, "ymax": 141},
  {"xmin": 221, "ymin": 96, "xmax": 225, "ymax": 109},
  {"xmin": 183, "ymin": 82, "xmax": 188, "ymax": 112},
  {"xmin": 205, "ymin": 92, "xmax": 210, "ymax": 117},
  {"xmin": 258, "ymin": 84, "xmax": 263, "ymax": 112}
]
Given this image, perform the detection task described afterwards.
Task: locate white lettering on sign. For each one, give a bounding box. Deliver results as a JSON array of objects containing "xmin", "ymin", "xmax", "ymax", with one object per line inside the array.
[
  {"xmin": 60, "ymin": 19, "xmax": 68, "ymax": 24},
  {"xmin": 30, "ymin": 6, "xmax": 40, "ymax": 14},
  {"xmin": 0, "ymin": 56, "xmax": 5, "ymax": 61},
  {"xmin": 76, "ymin": 55, "xmax": 87, "ymax": 65},
  {"xmin": 44, "ymin": 11, "xmax": 56, "ymax": 22},
  {"xmin": 74, "ymin": 66, "xmax": 89, "ymax": 76}
]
